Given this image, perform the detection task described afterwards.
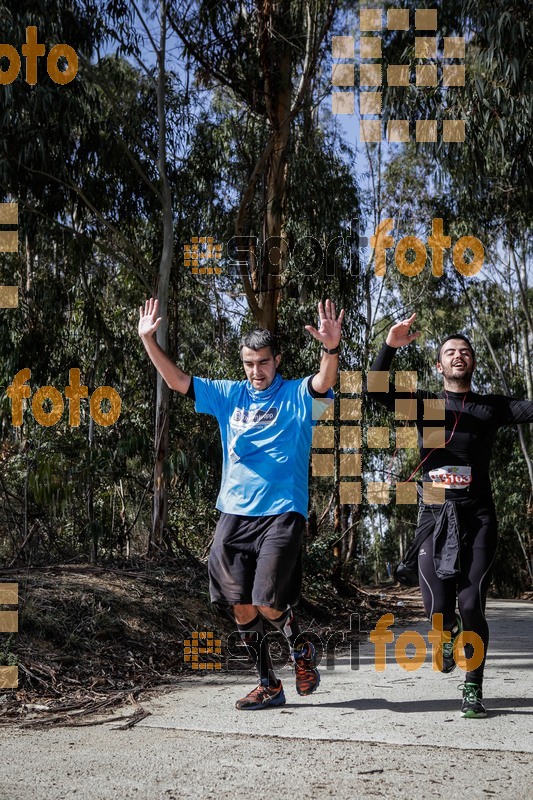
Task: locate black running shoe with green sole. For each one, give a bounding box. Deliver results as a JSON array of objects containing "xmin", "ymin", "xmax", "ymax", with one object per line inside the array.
[{"xmin": 460, "ymin": 682, "xmax": 487, "ymax": 718}]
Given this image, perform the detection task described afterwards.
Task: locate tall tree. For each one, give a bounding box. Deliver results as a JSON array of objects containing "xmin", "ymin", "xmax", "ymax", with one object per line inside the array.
[{"xmin": 169, "ymin": 0, "xmax": 337, "ymax": 331}]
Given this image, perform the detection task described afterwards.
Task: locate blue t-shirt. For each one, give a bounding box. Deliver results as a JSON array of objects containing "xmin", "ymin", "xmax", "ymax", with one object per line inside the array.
[{"xmin": 193, "ymin": 372, "xmax": 332, "ymax": 518}]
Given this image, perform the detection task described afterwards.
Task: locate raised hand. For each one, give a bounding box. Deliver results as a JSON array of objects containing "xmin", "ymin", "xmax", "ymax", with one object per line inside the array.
[
  {"xmin": 305, "ymin": 299, "xmax": 345, "ymax": 350},
  {"xmin": 386, "ymin": 312, "xmax": 421, "ymax": 348},
  {"xmin": 138, "ymin": 297, "xmax": 162, "ymax": 339}
]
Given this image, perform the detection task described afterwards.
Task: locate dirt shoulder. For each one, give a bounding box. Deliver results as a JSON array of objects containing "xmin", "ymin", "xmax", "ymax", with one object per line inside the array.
[{"xmin": 1, "ymin": 559, "xmax": 422, "ymax": 726}]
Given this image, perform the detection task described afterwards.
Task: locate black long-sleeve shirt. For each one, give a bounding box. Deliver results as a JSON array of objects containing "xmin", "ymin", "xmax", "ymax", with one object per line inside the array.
[{"xmin": 367, "ymin": 343, "xmax": 533, "ymax": 502}]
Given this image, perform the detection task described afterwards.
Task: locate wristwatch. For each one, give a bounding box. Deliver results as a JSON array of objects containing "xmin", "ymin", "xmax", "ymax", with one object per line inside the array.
[{"xmin": 322, "ymin": 345, "xmax": 340, "ymax": 355}]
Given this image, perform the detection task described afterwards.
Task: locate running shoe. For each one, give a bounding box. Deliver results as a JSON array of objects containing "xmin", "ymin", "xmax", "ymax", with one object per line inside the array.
[
  {"xmin": 460, "ymin": 682, "xmax": 487, "ymax": 718},
  {"xmin": 293, "ymin": 641, "xmax": 320, "ymax": 696},
  {"xmin": 439, "ymin": 613, "xmax": 463, "ymax": 674},
  {"xmin": 235, "ymin": 680, "xmax": 286, "ymax": 711}
]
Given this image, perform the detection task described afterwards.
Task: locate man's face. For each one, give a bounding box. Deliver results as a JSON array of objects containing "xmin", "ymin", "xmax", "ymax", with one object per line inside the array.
[
  {"xmin": 437, "ymin": 339, "xmax": 476, "ymax": 382},
  {"xmin": 241, "ymin": 346, "xmax": 281, "ymax": 391}
]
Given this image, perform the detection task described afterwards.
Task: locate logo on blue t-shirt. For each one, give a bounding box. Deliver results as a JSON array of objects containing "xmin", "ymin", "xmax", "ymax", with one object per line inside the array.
[{"xmin": 232, "ymin": 407, "xmax": 279, "ymax": 427}]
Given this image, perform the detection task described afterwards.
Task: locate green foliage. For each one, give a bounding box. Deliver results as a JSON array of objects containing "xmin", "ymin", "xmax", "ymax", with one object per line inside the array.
[
  {"xmin": 0, "ymin": 636, "xmax": 18, "ymax": 667},
  {"xmin": 0, "ymin": 0, "xmax": 530, "ymax": 599}
]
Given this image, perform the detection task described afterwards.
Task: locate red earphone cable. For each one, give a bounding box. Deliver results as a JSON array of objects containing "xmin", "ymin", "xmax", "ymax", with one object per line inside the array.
[{"xmin": 388, "ymin": 390, "xmax": 467, "ymax": 485}]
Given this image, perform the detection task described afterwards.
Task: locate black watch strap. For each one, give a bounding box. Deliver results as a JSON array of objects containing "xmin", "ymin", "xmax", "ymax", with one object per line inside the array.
[{"xmin": 322, "ymin": 345, "xmax": 340, "ymax": 355}]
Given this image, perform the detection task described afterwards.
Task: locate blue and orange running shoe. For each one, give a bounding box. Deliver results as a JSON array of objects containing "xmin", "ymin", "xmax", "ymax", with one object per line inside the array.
[
  {"xmin": 235, "ymin": 680, "xmax": 286, "ymax": 711},
  {"xmin": 293, "ymin": 641, "xmax": 320, "ymax": 696}
]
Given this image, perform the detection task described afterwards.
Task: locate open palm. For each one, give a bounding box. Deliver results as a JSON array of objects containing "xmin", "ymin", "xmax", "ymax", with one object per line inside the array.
[
  {"xmin": 386, "ymin": 313, "xmax": 421, "ymax": 348},
  {"xmin": 305, "ymin": 300, "xmax": 344, "ymax": 349},
  {"xmin": 138, "ymin": 297, "xmax": 162, "ymax": 339}
]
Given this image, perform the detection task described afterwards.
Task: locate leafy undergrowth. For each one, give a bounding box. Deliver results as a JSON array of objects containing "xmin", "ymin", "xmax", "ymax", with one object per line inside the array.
[{"xmin": 0, "ymin": 550, "xmax": 423, "ymax": 727}]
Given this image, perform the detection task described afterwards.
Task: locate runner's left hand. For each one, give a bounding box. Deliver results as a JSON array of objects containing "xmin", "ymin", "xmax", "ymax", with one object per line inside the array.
[{"xmin": 305, "ymin": 300, "xmax": 345, "ymax": 349}]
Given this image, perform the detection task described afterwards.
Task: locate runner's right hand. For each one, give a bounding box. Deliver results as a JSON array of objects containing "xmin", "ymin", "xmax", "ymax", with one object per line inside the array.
[
  {"xmin": 386, "ymin": 313, "xmax": 421, "ymax": 348},
  {"xmin": 138, "ymin": 297, "xmax": 162, "ymax": 339}
]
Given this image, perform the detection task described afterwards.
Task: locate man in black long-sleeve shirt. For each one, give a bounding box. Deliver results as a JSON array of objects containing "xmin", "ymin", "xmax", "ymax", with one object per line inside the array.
[{"xmin": 367, "ymin": 313, "xmax": 533, "ymax": 718}]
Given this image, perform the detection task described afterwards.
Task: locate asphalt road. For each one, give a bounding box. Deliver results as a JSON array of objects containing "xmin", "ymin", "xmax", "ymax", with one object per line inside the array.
[{"xmin": 2, "ymin": 599, "xmax": 532, "ymax": 799}]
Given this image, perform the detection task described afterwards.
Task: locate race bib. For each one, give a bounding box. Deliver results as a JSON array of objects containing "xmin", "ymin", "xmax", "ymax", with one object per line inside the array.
[{"xmin": 429, "ymin": 465, "xmax": 472, "ymax": 489}]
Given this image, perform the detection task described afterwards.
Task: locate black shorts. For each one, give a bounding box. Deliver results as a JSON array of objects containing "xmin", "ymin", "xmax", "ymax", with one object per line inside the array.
[{"xmin": 208, "ymin": 511, "xmax": 305, "ymax": 609}]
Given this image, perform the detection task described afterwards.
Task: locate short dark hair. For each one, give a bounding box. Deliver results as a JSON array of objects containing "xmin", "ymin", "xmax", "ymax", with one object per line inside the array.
[
  {"xmin": 239, "ymin": 329, "xmax": 280, "ymax": 358},
  {"xmin": 437, "ymin": 334, "xmax": 476, "ymax": 363}
]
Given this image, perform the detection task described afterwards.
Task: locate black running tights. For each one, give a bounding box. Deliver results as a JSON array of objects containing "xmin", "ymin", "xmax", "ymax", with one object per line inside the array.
[{"xmin": 417, "ymin": 505, "xmax": 498, "ymax": 684}]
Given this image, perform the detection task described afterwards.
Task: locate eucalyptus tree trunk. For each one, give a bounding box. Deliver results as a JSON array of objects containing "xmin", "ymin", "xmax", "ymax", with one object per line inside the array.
[
  {"xmin": 233, "ymin": 1, "xmax": 336, "ymax": 331},
  {"xmin": 151, "ymin": 0, "xmax": 174, "ymax": 551},
  {"xmin": 170, "ymin": 1, "xmax": 336, "ymax": 331},
  {"xmin": 253, "ymin": 1, "xmax": 292, "ymax": 331}
]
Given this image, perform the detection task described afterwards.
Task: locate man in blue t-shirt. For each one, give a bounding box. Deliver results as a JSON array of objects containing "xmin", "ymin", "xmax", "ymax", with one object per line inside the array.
[{"xmin": 139, "ymin": 297, "xmax": 344, "ymax": 710}]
